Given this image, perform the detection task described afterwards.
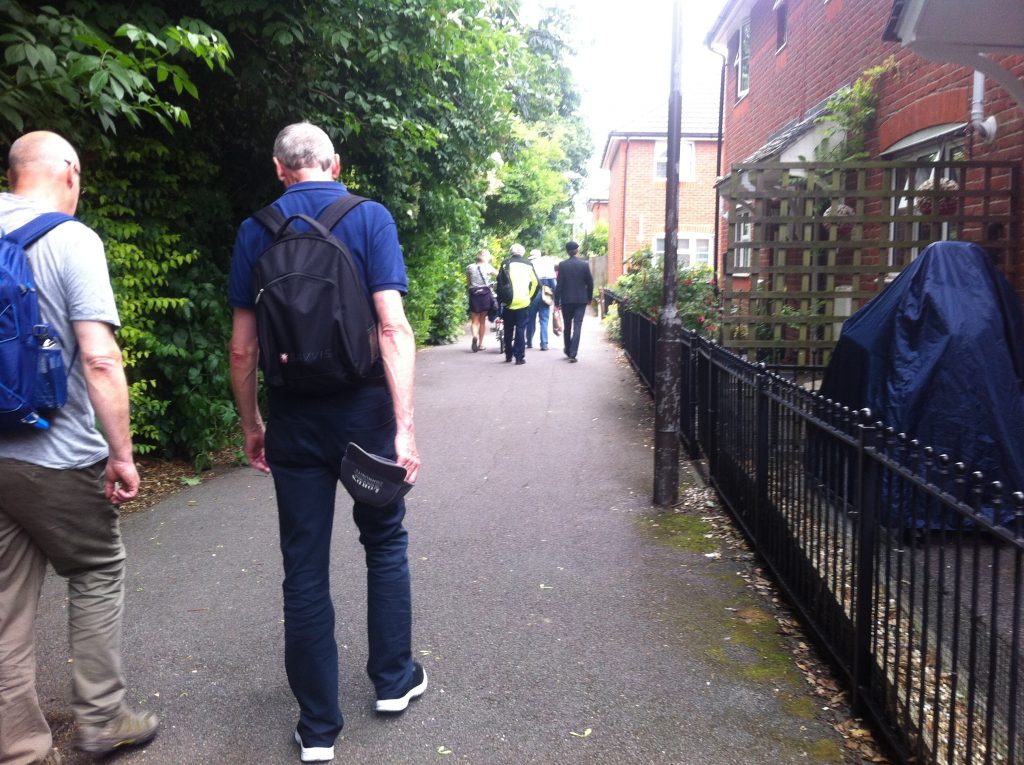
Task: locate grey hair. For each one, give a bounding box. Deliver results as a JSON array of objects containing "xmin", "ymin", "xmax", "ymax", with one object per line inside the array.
[
  {"xmin": 509, "ymin": 243, "xmax": 525, "ymax": 257},
  {"xmin": 273, "ymin": 122, "xmax": 335, "ymax": 171}
]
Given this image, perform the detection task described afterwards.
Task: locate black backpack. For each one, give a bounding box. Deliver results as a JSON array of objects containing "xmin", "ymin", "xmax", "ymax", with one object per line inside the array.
[
  {"xmin": 252, "ymin": 195, "xmax": 382, "ymax": 394},
  {"xmin": 496, "ymin": 260, "xmax": 513, "ymax": 305}
]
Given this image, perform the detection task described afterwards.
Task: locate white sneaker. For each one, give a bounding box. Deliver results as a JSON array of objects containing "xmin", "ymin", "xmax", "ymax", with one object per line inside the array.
[
  {"xmin": 375, "ymin": 662, "xmax": 428, "ymax": 713},
  {"xmin": 294, "ymin": 730, "xmax": 334, "ymax": 762}
]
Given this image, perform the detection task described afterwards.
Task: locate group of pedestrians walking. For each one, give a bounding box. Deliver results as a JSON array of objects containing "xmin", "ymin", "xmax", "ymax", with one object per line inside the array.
[{"xmin": 465, "ymin": 240, "xmax": 594, "ymax": 365}]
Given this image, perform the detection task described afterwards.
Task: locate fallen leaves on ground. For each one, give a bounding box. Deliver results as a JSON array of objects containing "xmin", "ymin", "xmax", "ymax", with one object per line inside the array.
[{"xmin": 672, "ymin": 468, "xmax": 892, "ymax": 765}]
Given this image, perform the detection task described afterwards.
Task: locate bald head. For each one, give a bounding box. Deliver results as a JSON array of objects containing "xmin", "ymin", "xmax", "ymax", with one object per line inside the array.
[{"xmin": 7, "ymin": 131, "xmax": 81, "ymax": 214}]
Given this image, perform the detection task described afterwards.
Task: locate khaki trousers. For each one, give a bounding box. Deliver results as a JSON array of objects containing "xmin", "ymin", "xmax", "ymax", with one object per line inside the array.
[{"xmin": 0, "ymin": 459, "xmax": 126, "ymax": 765}]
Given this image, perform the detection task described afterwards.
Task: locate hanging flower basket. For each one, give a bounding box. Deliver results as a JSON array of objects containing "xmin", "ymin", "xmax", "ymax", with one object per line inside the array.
[
  {"xmin": 823, "ymin": 203, "xmax": 855, "ymax": 238},
  {"xmin": 915, "ymin": 177, "xmax": 960, "ymax": 216}
]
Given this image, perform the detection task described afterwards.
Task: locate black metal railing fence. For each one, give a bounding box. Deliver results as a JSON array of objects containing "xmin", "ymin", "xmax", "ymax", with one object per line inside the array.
[{"xmin": 609, "ymin": 295, "xmax": 1024, "ymax": 765}]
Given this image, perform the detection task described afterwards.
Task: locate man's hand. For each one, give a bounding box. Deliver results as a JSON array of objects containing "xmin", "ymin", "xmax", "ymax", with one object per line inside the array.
[
  {"xmin": 395, "ymin": 431, "xmax": 420, "ymax": 484},
  {"xmin": 229, "ymin": 308, "xmax": 270, "ymax": 474},
  {"xmin": 105, "ymin": 457, "xmax": 139, "ymax": 505},
  {"xmin": 243, "ymin": 425, "xmax": 270, "ymax": 474}
]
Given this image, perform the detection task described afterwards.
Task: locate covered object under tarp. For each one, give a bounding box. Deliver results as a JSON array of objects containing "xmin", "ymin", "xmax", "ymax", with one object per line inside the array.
[{"xmin": 819, "ymin": 241, "xmax": 1024, "ymax": 527}]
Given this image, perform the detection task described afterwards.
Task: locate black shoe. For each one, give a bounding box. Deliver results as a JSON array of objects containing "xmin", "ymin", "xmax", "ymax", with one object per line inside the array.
[
  {"xmin": 504, "ymin": 357, "xmax": 512, "ymax": 363},
  {"xmin": 540, "ymin": 345, "xmax": 548, "ymax": 350},
  {"xmin": 569, "ymin": 357, "xmax": 578, "ymax": 363},
  {"xmin": 515, "ymin": 358, "xmax": 526, "ymax": 365},
  {"xmin": 375, "ymin": 662, "xmax": 428, "ymax": 713},
  {"xmin": 526, "ymin": 344, "xmax": 532, "ymax": 349}
]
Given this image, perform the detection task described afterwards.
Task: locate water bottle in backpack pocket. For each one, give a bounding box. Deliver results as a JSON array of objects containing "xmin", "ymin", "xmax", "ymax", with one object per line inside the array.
[{"xmin": 34, "ymin": 330, "xmax": 71, "ymax": 410}]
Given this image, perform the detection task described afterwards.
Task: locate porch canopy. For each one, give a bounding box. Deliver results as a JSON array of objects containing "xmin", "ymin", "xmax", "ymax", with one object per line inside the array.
[{"xmin": 884, "ymin": 0, "xmax": 1024, "ymax": 110}]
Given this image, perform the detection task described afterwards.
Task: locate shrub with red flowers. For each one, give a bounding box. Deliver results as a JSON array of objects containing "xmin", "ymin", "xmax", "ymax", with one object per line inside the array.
[{"xmin": 612, "ymin": 248, "xmax": 719, "ymax": 339}]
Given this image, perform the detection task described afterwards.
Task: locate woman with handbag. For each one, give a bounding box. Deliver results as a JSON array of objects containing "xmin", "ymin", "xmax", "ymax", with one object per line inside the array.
[{"xmin": 466, "ymin": 248, "xmax": 498, "ymax": 352}]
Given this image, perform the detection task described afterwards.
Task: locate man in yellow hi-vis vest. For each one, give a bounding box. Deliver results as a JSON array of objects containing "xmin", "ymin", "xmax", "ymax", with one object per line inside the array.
[{"xmin": 495, "ymin": 243, "xmax": 539, "ymax": 365}]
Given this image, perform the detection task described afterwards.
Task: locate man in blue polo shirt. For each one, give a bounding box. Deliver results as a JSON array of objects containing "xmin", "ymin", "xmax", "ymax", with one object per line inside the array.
[{"xmin": 228, "ymin": 122, "xmax": 424, "ymax": 763}]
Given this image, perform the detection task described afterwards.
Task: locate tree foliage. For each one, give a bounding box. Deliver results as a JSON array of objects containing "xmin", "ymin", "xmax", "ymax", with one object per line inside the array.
[
  {"xmin": 0, "ymin": 1, "xmax": 230, "ymax": 145},
  {"xmin": 1, "ymin": 0, "xmax": 589, "ymax": 463},
  {"xmin": 581, "ymin": 220, "xmax": 608, "ymax": 259}
]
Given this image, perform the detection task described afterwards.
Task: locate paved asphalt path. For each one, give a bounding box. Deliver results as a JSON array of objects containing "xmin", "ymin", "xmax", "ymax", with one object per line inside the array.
[{"xmin": 35, "ymin": 314, "xmax": 845, "ymax": 764}]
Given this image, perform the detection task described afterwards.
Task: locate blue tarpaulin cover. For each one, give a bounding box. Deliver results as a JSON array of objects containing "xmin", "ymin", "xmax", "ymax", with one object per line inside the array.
[{"xmin": 819, "ymin": 241, "xmax": 1024, "ymax": 526}]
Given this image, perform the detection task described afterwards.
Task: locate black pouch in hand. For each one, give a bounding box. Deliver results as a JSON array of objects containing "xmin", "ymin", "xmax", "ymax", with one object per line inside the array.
[{"xmin": 340, "ymin": 442, "xmax": 414, "ymax": 507}]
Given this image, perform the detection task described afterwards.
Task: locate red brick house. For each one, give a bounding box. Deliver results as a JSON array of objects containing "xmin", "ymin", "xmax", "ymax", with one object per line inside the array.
[
  {"xmin": 586, "ymin": 197, "xmax": 609, "ymax": 228},
  {"xmin": 599, "ymin": 84, "xmax": 721, "ymax": 286},
  {"xmin": 705, "ymin": 0, "xmax": 1024, "ymax": 293}
]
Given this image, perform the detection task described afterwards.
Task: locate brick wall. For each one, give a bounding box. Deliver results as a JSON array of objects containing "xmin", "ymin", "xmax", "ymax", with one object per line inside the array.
[
  {"xmin": 605, "ymin": 138, "xmax": 720, "ymax": 285},
  {"xmin": 718, "ymin": 0, "xmax": 1024, "ymax": 290}
]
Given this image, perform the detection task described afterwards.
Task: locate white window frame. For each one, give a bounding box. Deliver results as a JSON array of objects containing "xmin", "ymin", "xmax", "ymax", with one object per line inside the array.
[
  {"xmin": 735, "ymin": 18, "xmax": 751, "ymax": 100},
  {"xmin": 679, "ymin": 234, "xmax": 712, "ymax": 267},
  {"xmin": 733, "ymin": 216, "xmax": 752, "ymax": 271},
  {"xmin": 653, "ymin": 235, "xmax": 666, "ymax": 259},
  {"xmin": 655, "ymin": 140, "xmax": 697, "ymax": 182},
  {"xmin": 655, "ymin": 143, "xmax": 668, "ymax": 180},
  {"xmin": 774, "ymin": 0, "xmax": 788, "ymax": 52},
  {"xmin": 681, "ymin": 141, "xmax": 696, "ymax": 181},
  {"xmin": 888, "ymin": 136, "xmax": 965, "ymax": 266},
  {"xmin": 694, "ymin": 236, "xmax": 711, "ymax": 266}
]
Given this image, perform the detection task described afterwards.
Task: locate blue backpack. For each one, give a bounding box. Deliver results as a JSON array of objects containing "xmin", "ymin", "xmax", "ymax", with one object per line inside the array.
[{"xmin": 0, "ymin": 212, "xmax": 77, "ymax": 430}]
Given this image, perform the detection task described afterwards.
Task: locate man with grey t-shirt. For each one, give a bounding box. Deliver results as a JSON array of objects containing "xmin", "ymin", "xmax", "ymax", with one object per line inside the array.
[{"xmin": 0, "ymin": 132, "xmax": 157, "ymax": 765}]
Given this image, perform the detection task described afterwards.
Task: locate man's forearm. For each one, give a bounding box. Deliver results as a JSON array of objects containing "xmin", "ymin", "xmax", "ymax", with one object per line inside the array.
[
  {"xmin": 229, "ymin": 349, "xmax": 263, "ymax": 432},
  {"xmin": 379, "ymin": 317, "xmax": 416, "ymax": 434},
  {"xmin": 83, "ymin": 358, "xmax": 133, "ymax": 462},
  {"xmin": 229, "ymin": 309, "xmax": 264, "ymax": 432}
]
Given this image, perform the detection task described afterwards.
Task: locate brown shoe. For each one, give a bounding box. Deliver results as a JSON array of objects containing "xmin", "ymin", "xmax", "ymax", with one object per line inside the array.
[{"xmin": 74, "ymin": 709, "xmax": 159, "ymax": 754}]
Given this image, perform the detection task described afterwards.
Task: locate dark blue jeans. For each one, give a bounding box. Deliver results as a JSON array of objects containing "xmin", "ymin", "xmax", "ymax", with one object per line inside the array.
[
  {"xmin": 503, "ymin": 306, "xmax": 530, "ymax": 361},
  {"xmin": 561, "ymin": 303, "xmax": 588, "ymax": 359},
  {"xmin": 266, "ymin": 385, "xmax": 413, "ymax": 747}
]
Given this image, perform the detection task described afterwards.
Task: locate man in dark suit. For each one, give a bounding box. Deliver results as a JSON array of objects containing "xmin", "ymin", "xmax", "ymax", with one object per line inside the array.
[{"xmin": 554, "ymin": 241, "xmax": 594, "ymax": 363}]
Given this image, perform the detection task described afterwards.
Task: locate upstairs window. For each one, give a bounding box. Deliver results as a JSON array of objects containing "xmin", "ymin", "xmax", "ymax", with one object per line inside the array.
[
  {"xmin": 774, "ymin": 1, "xmax": 787, "ymax": 51},
  {"xmin": 735, "ymin": 18, "xmax": 751, "ymax": 99},
  {"xmin": 655, "ymin": 141, "xmax": 697, "ymax": 181},
  {"xmin": 655, "ymin": 144, "xmax": 667, "ymax": 179}
]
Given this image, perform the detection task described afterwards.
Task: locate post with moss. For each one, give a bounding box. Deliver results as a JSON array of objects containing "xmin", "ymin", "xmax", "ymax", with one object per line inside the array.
[{"xmin": 653, "ymin": 0, "xmax": 683, "ymax": 507}]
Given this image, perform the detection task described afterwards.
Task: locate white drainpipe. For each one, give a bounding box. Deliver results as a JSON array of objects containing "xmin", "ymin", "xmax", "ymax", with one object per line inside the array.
[{"xmin": 972, "ymin": 71, "xmax": 998, "ymax": 144}]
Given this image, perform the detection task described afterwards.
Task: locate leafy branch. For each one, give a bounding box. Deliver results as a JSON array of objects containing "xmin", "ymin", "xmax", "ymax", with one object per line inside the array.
[{"xmin": 0, "ymin": 2, "xmax": 231, "ymax": 142}]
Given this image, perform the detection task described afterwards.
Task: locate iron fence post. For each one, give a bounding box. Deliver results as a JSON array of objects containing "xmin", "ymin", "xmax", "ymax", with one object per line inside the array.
[
  {"xmin": 853, "ymin": 408, "xmax": 880, "ymax": 714},
  {"xmin": 706, "ymin": 340, "xmax": 719, "ymax": 477},
  {"xmin": 754, "ymin": 364, "xmax": 769, "ymax": 547},
  {"xmin": 684, "ymin": 334, "xmax": 700, "ymax": 459}
]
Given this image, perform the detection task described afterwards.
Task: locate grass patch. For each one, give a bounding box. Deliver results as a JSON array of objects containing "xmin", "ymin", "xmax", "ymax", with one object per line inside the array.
[
  {"xmin": 805, "ymin": 737, "xmax": 844, "ymax": 762},
  {"xmin": 640, "ymin": 510, "xmax": 718, "ymax": 553}
]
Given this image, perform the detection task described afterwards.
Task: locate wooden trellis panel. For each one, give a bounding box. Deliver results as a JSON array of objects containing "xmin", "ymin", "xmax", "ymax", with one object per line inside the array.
[{"xmin": 722, "ymin": 160, "xmax": 1020, "ymax": 366}]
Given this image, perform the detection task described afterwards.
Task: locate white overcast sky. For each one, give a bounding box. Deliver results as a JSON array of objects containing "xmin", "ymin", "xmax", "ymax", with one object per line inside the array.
[{"xmin": 520, "ymin": 0, "xmax": 729, "ymax": 199}]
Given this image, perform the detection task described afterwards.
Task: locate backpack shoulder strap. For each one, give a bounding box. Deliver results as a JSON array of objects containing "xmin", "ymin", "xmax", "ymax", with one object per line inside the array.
[
  {"xmin": 7, "ymin": 212, "xmax": 77, "ymax": 248},
  {"xmin": 252, "ymin": 205, "xmax": 288, "ymax": 237},
  {"xmin": 317, "ymin": 194, "xmax": 368, "ymax": 233}
]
